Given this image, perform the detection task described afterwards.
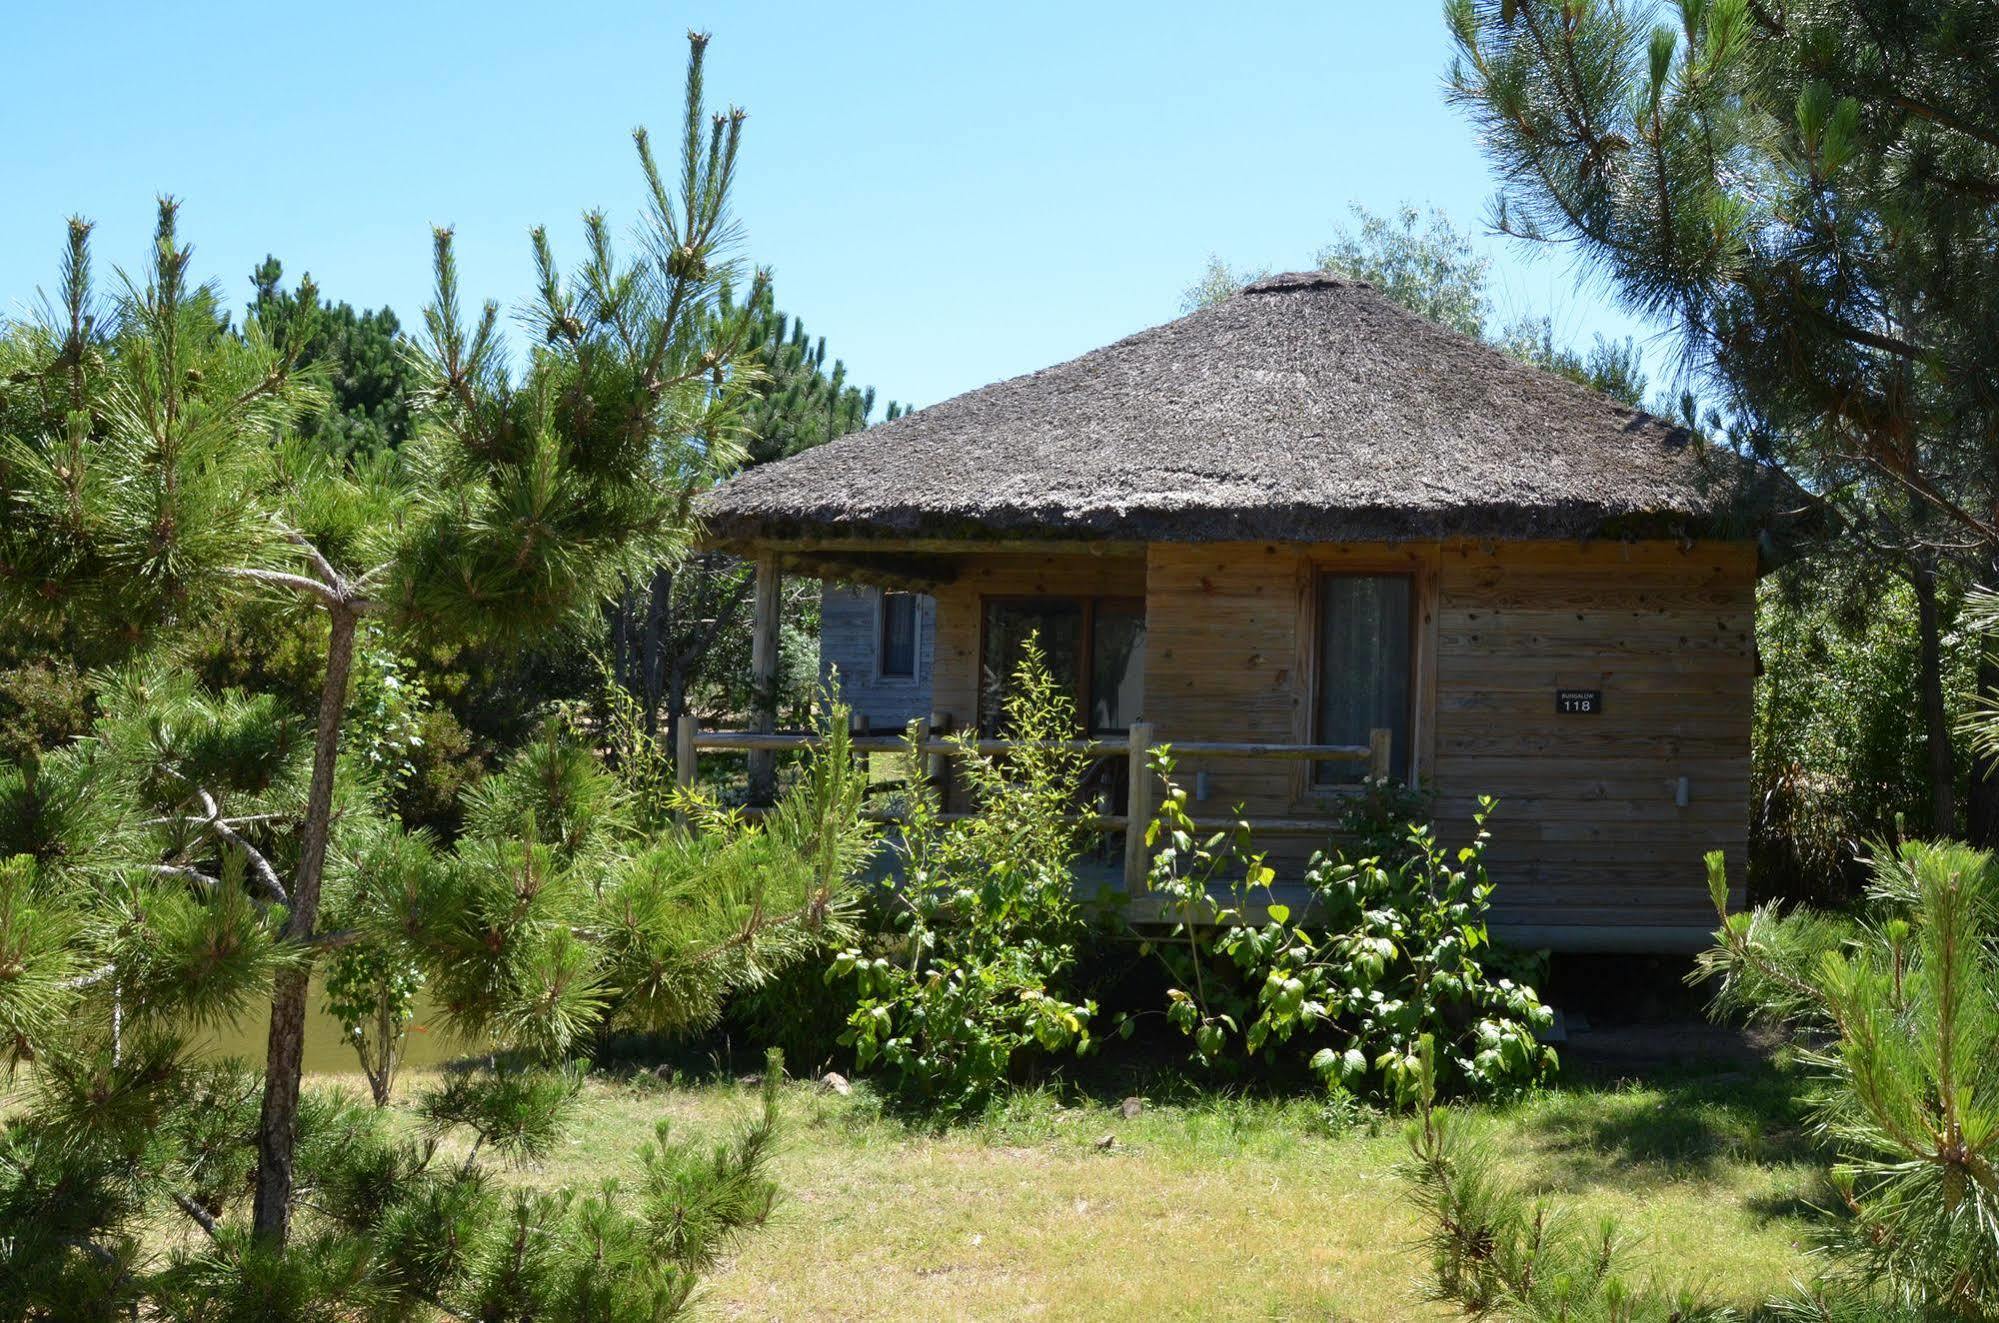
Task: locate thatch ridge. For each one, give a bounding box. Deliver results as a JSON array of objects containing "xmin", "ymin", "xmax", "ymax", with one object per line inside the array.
[{"xmin": 701, "ymin": 272, "xmax": 1777, "ymax": 545}]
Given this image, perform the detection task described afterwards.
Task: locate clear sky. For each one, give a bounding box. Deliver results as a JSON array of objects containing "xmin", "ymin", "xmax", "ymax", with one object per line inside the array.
[{"xmin": 3, "ymin": 1, "xmax": 1656, "ymax": 414}]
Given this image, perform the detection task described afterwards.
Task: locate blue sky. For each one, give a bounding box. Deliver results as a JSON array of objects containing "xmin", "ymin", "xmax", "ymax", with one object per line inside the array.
[{"xmin": 3, "ymin": 1, "xmax": 1656, "ymax": 413}]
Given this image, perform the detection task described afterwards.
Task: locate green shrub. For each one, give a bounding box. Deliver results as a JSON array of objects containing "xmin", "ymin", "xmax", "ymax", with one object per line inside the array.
[
  {"xmin": 321, "ymin": 820, "xmax": 435, "ymax": 1107},
  {"xmin": 1141, "ymin": 752, "xmax": 1555, "ymax": 1103},
  {"xmin": 723, "ymin": 953, "xmax": 861, "ymax": 1074},
  {"xmin": 831, "ymin": 637, "xmax": 1100, "ymax": 1114}
]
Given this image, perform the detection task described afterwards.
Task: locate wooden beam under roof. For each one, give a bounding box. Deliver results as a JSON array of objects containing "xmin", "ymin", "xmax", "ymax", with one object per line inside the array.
[
  {"xmin": 773, "ymin": 550, "xmax": 961, "ymax": 591},
  {"xmin": 706, "ymin": 535, "xmax": 1147, "ymax": 559}
]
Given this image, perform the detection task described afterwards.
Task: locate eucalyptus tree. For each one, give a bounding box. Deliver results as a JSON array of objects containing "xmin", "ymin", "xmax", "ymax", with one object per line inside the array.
[
  {"xmin": 0, "ymin": 29, "xmax": 777, "ymax": 1257},
  {"xmin": 1181, "ymin": 203, "xmax": 1651, "ymax": 407},
  {"xmin": 1445, "ymin": 0, "xmax": 1999, "ymax": 838}
]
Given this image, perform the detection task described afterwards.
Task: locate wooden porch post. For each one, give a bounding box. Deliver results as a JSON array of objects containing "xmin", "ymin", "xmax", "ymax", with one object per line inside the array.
[
  {"xmin": 925, "ymin": 710, "xmax": 949, "ymax": 806},
  {"xmin": 747, "ymin": 554, "xmax": 781, "ymax": 805},
  {"xmin": 675, "ymin": 713, "xmax": 697, "ymax": 793},
  {"xmin": 1368, "ymin": 727, "xmax": 1392, "ymax": 780},
  {"xmin": 1123, "ymin": 721, "xmax": 1156, "ymax": 892},
  {"xmin": 673, "ymin": 713, "xmax": 697, "ymax": 826}
]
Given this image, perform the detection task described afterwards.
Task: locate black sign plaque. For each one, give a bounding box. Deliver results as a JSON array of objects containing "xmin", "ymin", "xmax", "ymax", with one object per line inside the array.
[{"xmin": 1556, "ymin": 689, "xmax": 1602, "ymax": 715}]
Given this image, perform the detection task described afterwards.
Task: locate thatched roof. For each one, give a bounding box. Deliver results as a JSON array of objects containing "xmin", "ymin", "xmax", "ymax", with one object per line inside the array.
[{"xmin": 701, "ymin": 272, "xmax": 1776, "ymax": 546}]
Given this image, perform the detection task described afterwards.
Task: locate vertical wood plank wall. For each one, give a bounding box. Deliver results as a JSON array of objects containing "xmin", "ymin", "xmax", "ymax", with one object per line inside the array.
[{"xmin": 921, "ymin": 539, "xmax": 1756, "ymax": 951}]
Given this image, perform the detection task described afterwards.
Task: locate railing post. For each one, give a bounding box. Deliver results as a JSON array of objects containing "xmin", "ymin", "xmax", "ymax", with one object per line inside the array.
[
  {"xmin": 1368, "ymin": 727, "xmax": 1391, "ymax": 780},
  {"xmin": 675, "ymin": 714, "xmax": 697, "ymax": 793},
  {"xmin": 925, "ymin": 710, "xmax": 948, "ymax": 805},
  {"xmin": 1123, "ymin": 721, "xmax": 1155, "ymax": 892},
  {"xmin": 673, "ymin": 714, "xmax": 697, "ymax": 827}
]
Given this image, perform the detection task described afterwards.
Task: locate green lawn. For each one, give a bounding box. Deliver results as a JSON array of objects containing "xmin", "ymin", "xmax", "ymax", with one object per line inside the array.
[{"xmin": 315, "ymin": 1054, "xmax": 1819, "ymax": 1321}]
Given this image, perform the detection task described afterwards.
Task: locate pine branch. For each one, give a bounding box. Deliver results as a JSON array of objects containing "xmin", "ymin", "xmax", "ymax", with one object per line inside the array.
[
  {"xmin": 173, "ymin": 1193, "xmax": 223, "ymax": 1243},
  {"xmin": 196, "ymin": 790, "xmax": 290, "ymax": 906},
  {"xmin": 283, "ymin": 530, "xmax": 342, "ymax": 589},
  {"xmin": 141, "ymin": 812, "xmax": 287, "ymax": 830},
  {"xmin": 1889, "ymin": 94, "xmax": 1999, "ymax": 153},
  {"xmin": 221, "ymin": 566, "xmax": 344, "ymax": 608},
  {"xmin": 149, "ymin": 863, "xmax": 221, "ymax": 888}
]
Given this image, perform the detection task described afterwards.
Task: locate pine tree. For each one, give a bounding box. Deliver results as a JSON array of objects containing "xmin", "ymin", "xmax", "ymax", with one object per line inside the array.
[
  {"xmin": 1699, "ymin": 843, "xmax": 1999, "ymax": 1315},
  {"xmin": 609, "ymin": 286, "xmax": 900, "ymax": 759},
  {"xmin": 0, "ymin": 35, "xmax": 864, "ymax": 1301},
  {"xmin": 740, "ymin": 295, "xmax": 902, "ymax": 464},
  {"xmin": 248, "ymin": 256, "xmax": 421, "ymax": 459}
]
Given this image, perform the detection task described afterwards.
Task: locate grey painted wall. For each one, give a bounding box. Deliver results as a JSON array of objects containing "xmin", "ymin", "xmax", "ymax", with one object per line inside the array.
[{"xmin": 818, "ymin": 583, "xmax": 935, "ymax": 731}]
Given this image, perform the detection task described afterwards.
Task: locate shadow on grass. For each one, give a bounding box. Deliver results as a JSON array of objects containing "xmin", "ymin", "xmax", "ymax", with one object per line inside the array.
[
  {"xmin": 565, "ymin": 998, "xmax": 1828, "ymax": 1207},
  {"xmin": 1506, "ymin": 1054, "xmax": 1822, "ymax": 1204}
]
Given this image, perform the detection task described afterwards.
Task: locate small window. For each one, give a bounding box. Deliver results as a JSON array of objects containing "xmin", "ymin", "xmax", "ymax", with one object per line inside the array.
[
  {"xmin": 879, "ymin": 592, "xmax": 917, "ymax": 679},
  {"xmin": 1315, "ymin": 574, "xmax": 1411, "ymax": 785}
]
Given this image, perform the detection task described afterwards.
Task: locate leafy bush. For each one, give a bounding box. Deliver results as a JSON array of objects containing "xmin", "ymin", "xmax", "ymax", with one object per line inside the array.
[
  {"xmin": 320, "ymin": 820, "xmax": 435, "ymax": 1106},
  {"xmin": 345, "ymin": 629, "xmax": 434, "ymax": 805},
  {"xmin": 1754, "ymin": 567, "xmax": 1975, "ymax": 906},
  {"xmin": 831, "ymin": 638, "xmax": 1101, "ymax": 1113},
  {"xmin": 1142, "ymin": 752, "xmax": 1554, "ymax": 1103}
]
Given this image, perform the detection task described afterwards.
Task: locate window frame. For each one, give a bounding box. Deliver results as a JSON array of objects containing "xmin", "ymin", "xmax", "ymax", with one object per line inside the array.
[
  {"xmin": 874, "ymin": 588, "xmax": 920, "ymax": 683},
  {"xmin": 1296, "ymin": 554, "xmax": 1435, "ymax": 799},
  {"xmin": 976, "ymin": 593, "xmax": 1146, "ymax": 736}
]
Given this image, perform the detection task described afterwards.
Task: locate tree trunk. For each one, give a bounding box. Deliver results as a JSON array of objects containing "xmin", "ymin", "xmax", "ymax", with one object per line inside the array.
[
  {"xmin": 1971, "ymin": 650, "xmax": 1999, "ymax": 848},
  {"xmin": 251, "ymin": 605, "xmax": 359, "ymax": 1247},
  {"xmin": 747, "ymin": 556, "xmax": 781, "ymax": 805},
  {"xmin": 641, "ymin": 564, "xmax": 672, "ymax": 738},
  {"xmin": 1971, "ymin": 548, "xmax": 1999, "ymax": 848},
  {"xmin": 1912, "ymin": 556, "xmax": 1956, "ymax": 838}
]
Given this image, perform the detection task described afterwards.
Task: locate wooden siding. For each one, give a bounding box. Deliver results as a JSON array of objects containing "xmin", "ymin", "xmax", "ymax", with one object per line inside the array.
[
  {"xmin": 1431, "ymin": 541, "xmax": 1753, "ymax": 947},
  {"xmin": 919, "ymin": 540, "xmax": 1754, "ymax": 953},
  {"xmin": 818, "ymin": 584, "xmax": 935, "ymax": 732}
]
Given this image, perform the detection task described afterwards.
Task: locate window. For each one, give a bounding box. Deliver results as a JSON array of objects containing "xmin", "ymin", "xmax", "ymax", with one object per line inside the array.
[
  {"xmin": 980, "ymin": 596, "xmax": 1145, "ymax": 735},
  {"xmin": 1089, "ymin": 600, "xmax": 1146, "ymax": 733},
  {"xmin": 1315, "ymin": 574, "xmax": 1411, "ymax": 785},
  {"xmin": 878, "ymin": 591, "xmax": 917, "ymax": 679}
]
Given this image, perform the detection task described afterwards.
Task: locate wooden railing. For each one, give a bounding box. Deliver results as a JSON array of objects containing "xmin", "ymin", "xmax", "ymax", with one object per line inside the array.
[{"xmin": 675, "ymin": 718, "xmax": 1391, "ymax": 890}]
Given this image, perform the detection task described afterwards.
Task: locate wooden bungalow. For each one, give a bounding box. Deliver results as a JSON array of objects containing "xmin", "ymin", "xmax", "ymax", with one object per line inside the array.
[{"xmin": 697, "ymin": 272, "xmax": 1780, "ymax": 953}]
